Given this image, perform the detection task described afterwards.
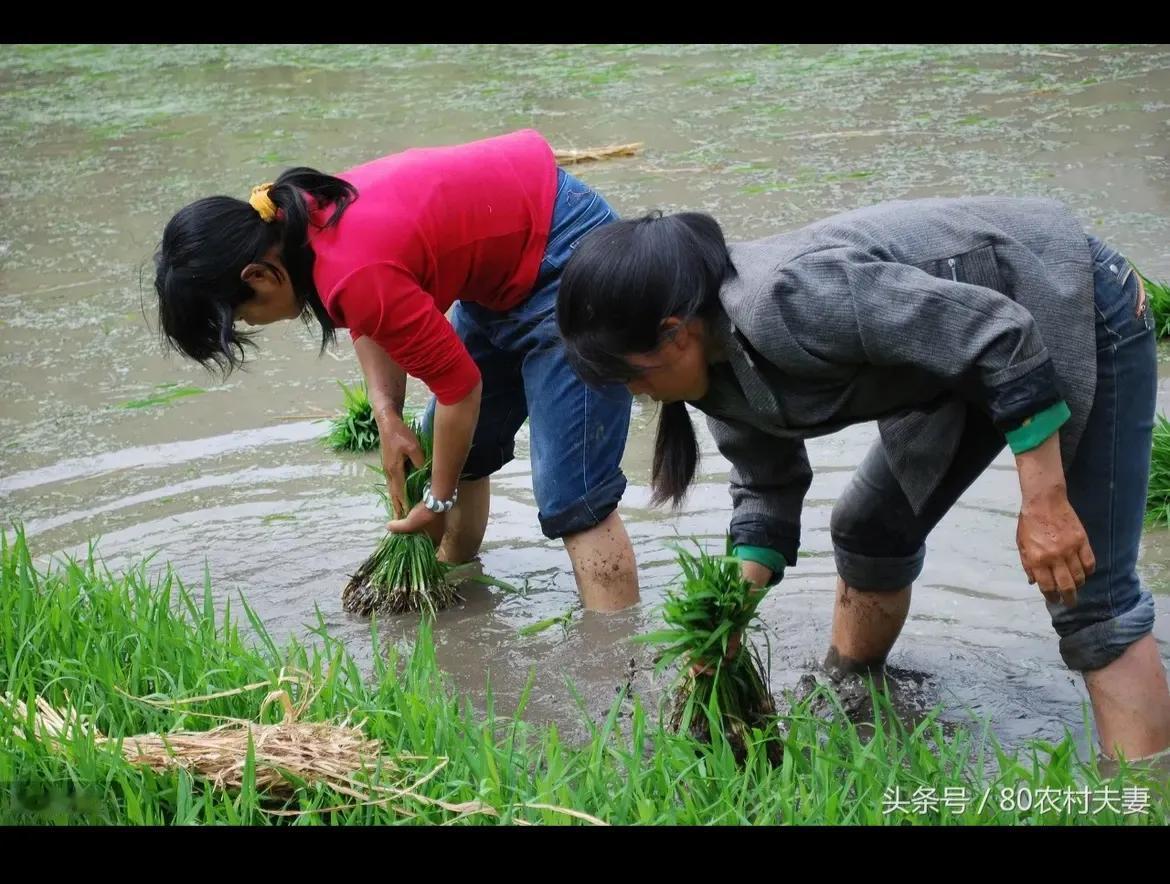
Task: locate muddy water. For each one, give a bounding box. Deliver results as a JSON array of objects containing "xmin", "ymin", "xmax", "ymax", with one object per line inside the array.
[{"xmin": 3, "ymin": 44, "xmax": 1170, "ymax": 754}]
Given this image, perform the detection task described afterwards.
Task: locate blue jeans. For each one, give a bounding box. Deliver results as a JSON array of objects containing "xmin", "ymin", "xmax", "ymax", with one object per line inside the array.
[
  {"xmin": 423, "ymin": 168, "xmax": 632, "ymax": 539},
  {"xmin": 830, "ymin": 234, "xmax": 1157, "ymax": 672}
]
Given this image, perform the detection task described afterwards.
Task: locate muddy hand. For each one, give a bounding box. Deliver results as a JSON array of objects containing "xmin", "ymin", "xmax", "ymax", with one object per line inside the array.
[
  {"xmin": 378, "ymin": 414, "xmax": 425, "ymax": 519},
  {"xmin": 387, "ymin": 502, "xmax": 446, "ymax": 546},
  {"xmin": 1017, "ymin": 487, "xmax": 1095, "ymax": 607},
  {"xmin": 690, "ymin": 575, "xmax": 767, "ymax": 676},
  {"xmin": 690, "ymin": 632, "xmax": 742, "ymax": 677}
]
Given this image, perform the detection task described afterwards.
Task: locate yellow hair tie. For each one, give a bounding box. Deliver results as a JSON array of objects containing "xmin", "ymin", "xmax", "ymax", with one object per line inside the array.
[{"xmin": 248, "ymin": 183, "xmax": 277, "ymax": 223}]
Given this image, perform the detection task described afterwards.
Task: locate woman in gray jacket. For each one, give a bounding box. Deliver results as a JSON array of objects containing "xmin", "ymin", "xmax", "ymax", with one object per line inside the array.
[{"xmin": 556, "ymin": 197, "xmax": 1170, "ymax": 761}]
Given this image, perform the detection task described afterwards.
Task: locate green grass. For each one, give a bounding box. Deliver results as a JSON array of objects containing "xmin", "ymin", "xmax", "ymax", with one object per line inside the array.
[
  {"xmin": 118, "ymin": 383, "xmax": 205, "ymax": 410},
  {"xmin": 1139, "ymin": 273, "xmax": 1170, "ymax": 528},
  {"xmin": 2, "ymin": 525, "xmax": 1167, "ymax": 825},
  {"xmin": 1146, "ymin": 413, "xmax": 1170, "ymax": 527},
  {"xmin": 324, "ymin": 380, "xmax": 379, "ymax": 453},
  {"xmin": 518, "ymin": 608, "xmax": 575, "ymax": 638},
  {"xmin": 1140, "ymin": 272, "xmax": 1170, "ymax": 339}
]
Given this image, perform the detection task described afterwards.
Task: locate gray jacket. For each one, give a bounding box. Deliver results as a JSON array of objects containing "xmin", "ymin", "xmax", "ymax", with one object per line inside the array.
[{"xmin": 691, "ymin": 196, "xmax": 1096, "ymax": 566}]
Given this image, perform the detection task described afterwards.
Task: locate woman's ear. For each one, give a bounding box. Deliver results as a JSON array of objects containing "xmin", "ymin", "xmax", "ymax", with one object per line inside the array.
[
  {"xmin": 659, "ymin": 316, "xmax": 687, "ymax": 349},
  {"xmin": 240, "ymin": 262, "xmax": 271, "ymax": 289}
]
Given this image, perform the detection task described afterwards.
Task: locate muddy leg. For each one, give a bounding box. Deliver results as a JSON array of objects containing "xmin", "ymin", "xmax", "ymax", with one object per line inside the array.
[
  {"xmin": 436, "ymin": 477, "xmax": 490, "ymax": 564},
  {"xmin": 1084, "ymin": 634, "xmax": 1170, "ymax": 761},
  {"xmin": 825, "ymin": 578, "xmax": 911, "ymax": 680},
  {"xmin": 563, "ymin": 509, "xmax": 640, "ymax": 612}
]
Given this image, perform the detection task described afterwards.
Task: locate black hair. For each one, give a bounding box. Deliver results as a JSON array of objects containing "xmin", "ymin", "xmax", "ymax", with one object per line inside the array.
[
  {"xmin": 557, "ymin": 211, "xmax": 735, "ymax": 507},
  {"xmin": 153, "ymin": 167, "xmax": 357, "ymax": 374}
]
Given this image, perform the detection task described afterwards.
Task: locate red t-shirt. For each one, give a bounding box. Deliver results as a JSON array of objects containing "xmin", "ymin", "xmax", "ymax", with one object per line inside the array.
[{"xmin": 307, "ymin": 129, "xmax": 557, "ymax": 404}]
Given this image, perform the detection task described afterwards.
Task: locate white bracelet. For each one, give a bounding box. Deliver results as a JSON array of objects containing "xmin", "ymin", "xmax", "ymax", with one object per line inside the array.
[{"xmin": 422, "ymin": 483, "xmax": 457, "ymax": 513}]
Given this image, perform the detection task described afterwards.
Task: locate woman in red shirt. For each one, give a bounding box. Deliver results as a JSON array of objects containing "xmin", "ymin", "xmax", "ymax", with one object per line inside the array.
[{"xmin": 153, "ymin": 130, "xmax": 639, "ymax": 612}]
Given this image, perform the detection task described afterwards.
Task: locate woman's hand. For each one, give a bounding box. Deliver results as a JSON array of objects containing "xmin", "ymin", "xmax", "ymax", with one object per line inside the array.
[{"xmin": 1015, "ymin": 433, "xmax": 1095, "ymax": 606}]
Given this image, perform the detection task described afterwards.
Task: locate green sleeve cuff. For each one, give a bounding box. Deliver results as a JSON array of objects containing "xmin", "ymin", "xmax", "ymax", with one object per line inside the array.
[
  {"xmin": 1004, "ymin": 400, "xmax": 1071, "ymax": 455},
  {"xmin": 733, "ymin": 545, "xmax": 786, "ymax": 587}
]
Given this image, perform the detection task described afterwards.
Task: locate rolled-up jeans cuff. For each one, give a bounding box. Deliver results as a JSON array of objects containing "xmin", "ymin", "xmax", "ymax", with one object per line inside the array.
[
  {"xmin": 537, "ymin": 472, "xmax": 627, "ymax": 540},
  {"xmin": 833, "ymin": 543, "xmax": 926, "ymax": 591},
  {"xmin": 1057, "ymin": 590, "xmax": 1156, "ymax": 672}
]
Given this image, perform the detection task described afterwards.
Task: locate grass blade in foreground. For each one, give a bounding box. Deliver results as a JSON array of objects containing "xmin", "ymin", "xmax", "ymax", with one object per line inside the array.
[{"xmin": 1, "ymin": 525, "xmax": 1167, "ymax": 824}]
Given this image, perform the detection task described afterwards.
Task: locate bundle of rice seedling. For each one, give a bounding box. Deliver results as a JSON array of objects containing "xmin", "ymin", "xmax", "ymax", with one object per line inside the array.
[
  {"xmin": 639, "ymin": 540, "xmax": 782, "ymax": 765},
  {"xmin": 341, "ymin": 419, "xmax": 460, "ymax": 617},
  {"xmin": 325, "ymin": 380, "xmax": 379, "ymax": 452},
  {"xmin": 342, "ymin": 528, "xmax": 459, "ymax": 618}
]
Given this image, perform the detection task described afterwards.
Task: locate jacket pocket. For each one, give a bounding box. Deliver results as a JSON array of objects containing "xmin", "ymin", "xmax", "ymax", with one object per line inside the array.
[{"xmin": 914, "ymin": 243, "xmax": 1004, "ymax": 293}]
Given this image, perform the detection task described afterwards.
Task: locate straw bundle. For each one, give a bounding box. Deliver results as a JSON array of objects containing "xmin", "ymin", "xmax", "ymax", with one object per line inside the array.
[{"xmin": 553, "ymin": 142, "xmax": 643, "ymax": 165}]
